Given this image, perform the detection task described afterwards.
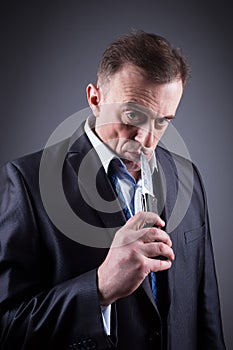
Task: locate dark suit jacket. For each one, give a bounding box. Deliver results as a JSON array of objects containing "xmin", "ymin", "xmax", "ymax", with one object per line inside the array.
[{"xmin": 0, "ymin": 124, "xmax": 226, "ymax": 350}]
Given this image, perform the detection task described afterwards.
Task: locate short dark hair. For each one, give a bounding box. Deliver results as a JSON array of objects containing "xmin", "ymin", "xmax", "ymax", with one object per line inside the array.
[{"xmin": 97, "ymin": 30, "xmax": 190, "ymax": 86}]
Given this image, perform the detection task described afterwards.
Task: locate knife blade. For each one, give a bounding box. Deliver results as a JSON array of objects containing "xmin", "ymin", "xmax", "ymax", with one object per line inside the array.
[{"xmin": 140, "ymin": 152, "xmax": 158, "ymax": 214}]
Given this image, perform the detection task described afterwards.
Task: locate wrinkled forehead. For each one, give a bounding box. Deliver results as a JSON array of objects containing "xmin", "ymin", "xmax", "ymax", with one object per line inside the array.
[
  {"xmin": 100, "ymin": 83, "xmax": 183, "ymax": 119},
  {"xmin": 99, "ymin": 65, "xmax": 183, "ymax": 109}
]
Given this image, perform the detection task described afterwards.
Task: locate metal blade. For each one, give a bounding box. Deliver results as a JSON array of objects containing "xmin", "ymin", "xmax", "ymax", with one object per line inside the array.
[
  {"xmin": 140, "ymin": 152, "xmax": 154, "ymax": 196},
  {"xmin": 140, "ymin": 152, "xmax": 157, "ymax": 214}
]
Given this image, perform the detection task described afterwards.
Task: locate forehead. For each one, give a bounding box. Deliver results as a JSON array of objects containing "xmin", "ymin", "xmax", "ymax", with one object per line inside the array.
[
  {"xmin": 103, "ymin": 64, "xmax": 154, "ymax": 99},
  {"xmin": 101, "ymin": 64, "xmax": 183, "ymax": 115}
]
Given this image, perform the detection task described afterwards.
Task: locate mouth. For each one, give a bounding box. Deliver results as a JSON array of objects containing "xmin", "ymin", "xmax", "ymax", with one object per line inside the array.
[
  {"xmin": 122, "ymin": 150, "xmax": 141, "ymax": 162},
  {"xmin": 119, "ymin": 141, "xmax": 154, "ymax": 165}
]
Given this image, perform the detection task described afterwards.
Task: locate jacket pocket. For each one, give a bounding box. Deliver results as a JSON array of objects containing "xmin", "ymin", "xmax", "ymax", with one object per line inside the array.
[{"xmin": 184, "ymin": 224, "xmax": 205, "ymax": 244}]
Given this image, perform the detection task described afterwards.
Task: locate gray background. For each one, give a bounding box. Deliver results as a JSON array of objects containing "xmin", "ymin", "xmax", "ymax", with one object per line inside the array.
[{"xmin": 1, "ymin": 1, "xmax": 232, "ymax": 348}]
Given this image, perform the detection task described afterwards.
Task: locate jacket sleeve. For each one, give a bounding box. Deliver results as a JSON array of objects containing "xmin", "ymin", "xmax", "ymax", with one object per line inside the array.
[
  {"xmin": 195, "ymin": 165, "xmax": 226, "ymax": 350},
  {"xmin": 0, "ymin": 162, "xmax": 114, "ymax": 350}
]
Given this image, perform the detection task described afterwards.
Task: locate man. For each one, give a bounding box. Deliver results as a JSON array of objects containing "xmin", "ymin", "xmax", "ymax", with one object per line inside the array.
[{"xmin": 0, "ymin": 31, "xmax": 226, "ymax": 349}]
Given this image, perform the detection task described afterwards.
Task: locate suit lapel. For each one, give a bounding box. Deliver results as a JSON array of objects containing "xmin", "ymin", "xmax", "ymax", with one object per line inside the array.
[
  {"xmin": 156, "ymin": 146, "xmax": 179, "ymax": 313},
  {"xmin": 65, "ymin": 126, "xmax": 126, "ymax": 240}
]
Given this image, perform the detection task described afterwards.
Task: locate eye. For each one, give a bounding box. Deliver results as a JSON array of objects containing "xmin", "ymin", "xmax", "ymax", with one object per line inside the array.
[
  {"xmin": 155, "ymin": 117, "xmax": 169, "ymax": 129},
  {"xmin": 126, "ymin": 111, "xmax": 138, "ymax": 120},
  {"xmin": 123, "ymin": 110, "xmax": 147, "ymax": 125}
]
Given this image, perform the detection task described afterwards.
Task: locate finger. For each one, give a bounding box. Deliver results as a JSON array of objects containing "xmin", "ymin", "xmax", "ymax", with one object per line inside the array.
[
  {"xmin": 143, "ymin": 242, "xmax": 175, "ymax": 261},
  {"xmin": 147, "ymin": 256, "xmax": 173, "ymax": 272},
  {"xmin": 142, "ymin": 227, "xmax": 172, "ymax": 247},
  {"xmin": 114, "ymin": 226, "xmax": 171, "ymax": 248},
  {"xmin": 126, "ymin": 211, "xmax": 165, "ymax": 230},
  {"xmin": 113, "ymin": 226, "xmax": 154, "ymax": 247}
]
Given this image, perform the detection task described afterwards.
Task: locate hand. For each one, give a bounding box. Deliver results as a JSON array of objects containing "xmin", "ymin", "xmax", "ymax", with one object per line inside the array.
[{"xmin": 97, "ymin": 211, "xmax": 175, "ymax": 306}]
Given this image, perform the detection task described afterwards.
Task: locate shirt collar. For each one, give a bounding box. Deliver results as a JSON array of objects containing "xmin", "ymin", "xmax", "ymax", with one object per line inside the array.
[{"xmin": 84, "ymin": 115, "xmax": 157, "ymax": 174}]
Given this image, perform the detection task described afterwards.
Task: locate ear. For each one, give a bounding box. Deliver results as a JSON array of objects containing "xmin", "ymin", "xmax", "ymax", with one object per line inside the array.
[{"xmin": 86, "ymin": 83, "xmax": 101, "ymax": 116}]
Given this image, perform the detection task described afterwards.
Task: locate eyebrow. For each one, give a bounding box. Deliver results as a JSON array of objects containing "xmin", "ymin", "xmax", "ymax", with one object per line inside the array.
[
  {"xmin": 121, "ymin": 102, "xmax": 176, "ymax": 120},
  {"xmin": 163, "ymin": 115, "xmax": 175, "ymax": 120}
]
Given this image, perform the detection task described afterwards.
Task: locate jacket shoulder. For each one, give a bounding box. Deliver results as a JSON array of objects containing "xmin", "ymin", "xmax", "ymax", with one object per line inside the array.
[
  {"xmin": 5, "ymin": 138, "xmax": 70, "ymax": 177},
  {"xmin": 156, "ymin": 145, "xmax": 205, "ymax": 197}
]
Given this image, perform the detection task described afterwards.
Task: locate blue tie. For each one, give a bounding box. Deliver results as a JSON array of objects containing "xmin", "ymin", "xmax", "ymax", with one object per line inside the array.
[
  {"xmin": 108, "ymin": 158, "xmax": 157, "ymax": 302},
  {"xmin": 108, "ymin": 158, "xmax": 133, "ymax": 220},
  {"xmin": 150, "ymin": 271, "xmax": 157, "ymax": 302}
]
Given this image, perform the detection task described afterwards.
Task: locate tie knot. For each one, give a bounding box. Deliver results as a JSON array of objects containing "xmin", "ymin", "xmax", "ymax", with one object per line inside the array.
[
  {"xmin": 108, "ymin": 158, "xmax": 123, "ymax": 174},
  {"xmin": 108, "ymin": 158, "xmax": 136, "ymax": 184}
]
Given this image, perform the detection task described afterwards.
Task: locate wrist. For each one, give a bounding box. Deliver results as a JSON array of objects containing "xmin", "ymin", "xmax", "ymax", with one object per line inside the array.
[{"xmin": 97, "ymin": 266, "xmax": 115, "ymax": 306}]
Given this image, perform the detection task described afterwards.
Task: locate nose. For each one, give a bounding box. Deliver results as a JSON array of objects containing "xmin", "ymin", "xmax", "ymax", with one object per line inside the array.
[{"xmin": 134, "ymin": 123, "xmax": 155, "ymax": 148}]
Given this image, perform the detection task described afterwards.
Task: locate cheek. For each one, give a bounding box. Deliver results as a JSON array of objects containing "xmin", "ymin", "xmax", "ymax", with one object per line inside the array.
[
  {"xmin": 152, "ymin": 134, "xmax": 160, "ymax": 146},
  {"xmin": 118, "ymin": 124, "xmax": 139, "ymax": 139},
  {"xmin": 152, "ymin": 126, "xmax": 168, "ymax": 141},
  {"xmin": 104, "ymin": 124, "xmax": 135, "ymax": 143},
  {"xmin": 97, "ymin": 124, "xmax": 119, "ymax": 141}
]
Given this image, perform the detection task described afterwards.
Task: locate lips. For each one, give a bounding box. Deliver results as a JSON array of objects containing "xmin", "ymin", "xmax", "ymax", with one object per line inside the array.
[
  {"xmin": 120, "ymin": 141, "xmax": 153, "ymax": 162},
  {"xmin": 123, "ymin": 151, "xmax": 141, "ymax": 162},
  {"xmin": 124, "ymin": 145, "xmax": 152, "ymax": 157}
]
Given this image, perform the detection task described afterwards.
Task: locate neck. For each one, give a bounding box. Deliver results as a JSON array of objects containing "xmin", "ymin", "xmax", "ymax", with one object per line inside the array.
[{"xmin": 129, "ymin": 170, "xmax": 141, "ymax": 181}]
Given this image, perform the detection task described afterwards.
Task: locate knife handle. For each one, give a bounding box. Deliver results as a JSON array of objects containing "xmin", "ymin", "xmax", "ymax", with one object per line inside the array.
[{"xmin": 141, "ymin": 193, "xmax": 168, "ymax": 261}]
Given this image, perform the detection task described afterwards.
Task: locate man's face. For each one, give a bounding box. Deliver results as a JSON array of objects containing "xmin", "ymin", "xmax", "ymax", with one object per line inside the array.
[{"xmin": 87, "ymin": 64, "xmax": 183, "ymax": 177}]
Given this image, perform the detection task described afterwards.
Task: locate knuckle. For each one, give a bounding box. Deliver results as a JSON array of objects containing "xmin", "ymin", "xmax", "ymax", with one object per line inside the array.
[
  {"xmin": 137, "ymin": 211, "xmax": 144, "ymax": 220},
  {"xmin": 151, "ymin": 227, "xmax": 158, "ymax": 235},
  {"xmin": 126, "ymin": 245, "xmax": 140, "ymax": 262},
  {"xmin": 145, "ymin": 227, "xmax": 156, "ymax": 240},
  {"xmin": 158, "ymin": 242, "xmax": 165, "ymax": 253},
  {"xmin": 140, "ymin": 257, "xmax": 148, "ymax": 271},
  {"xmin": 131, "ymin": 252, "xmax": 147, "ymax": 274}
]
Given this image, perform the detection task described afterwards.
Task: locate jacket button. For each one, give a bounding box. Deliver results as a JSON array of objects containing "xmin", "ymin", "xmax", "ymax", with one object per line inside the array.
[
  {"xmin": 148, "ymin": 331, "xmax": 160, "ymax": 342},
  {"xmin": 69, "ymin": 339, "xmax": 97, "ymax": 350},
  {"xmin": 83, "ymin": 339, "xmax": 97, "ymax": 349}
]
